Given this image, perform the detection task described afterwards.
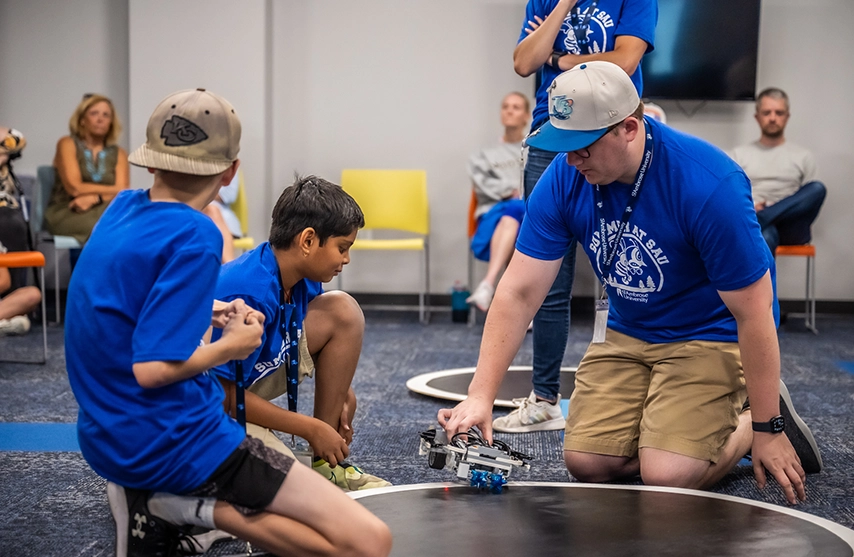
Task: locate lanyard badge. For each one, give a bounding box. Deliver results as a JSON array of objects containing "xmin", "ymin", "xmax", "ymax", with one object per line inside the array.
[{"xmin": 591, "ymin": 120, "xmax": 654, "ymax": 343}]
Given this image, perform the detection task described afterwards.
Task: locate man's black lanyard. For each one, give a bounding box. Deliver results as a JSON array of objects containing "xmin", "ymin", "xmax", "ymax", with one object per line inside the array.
[
  {"xmin": 278, "ymin": 274, "xmax": 300, "ymax": 413},
  {"xmin": 595, "ymin": 119, "xmax": 654, "ymax": 291},
  {"xmin": 570, "ymin": 0, "xmax": 600, "ymax": 48}
]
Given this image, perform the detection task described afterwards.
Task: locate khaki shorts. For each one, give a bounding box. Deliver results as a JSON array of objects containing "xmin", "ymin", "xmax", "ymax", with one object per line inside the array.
[
  {"xmin": 246, "ymin": 330, "xmax": 315, "ymax": 401},
  {"xmin": 564, "ymin": 328, "xmax": 747, "ymax": 463},
  {"xmin": 245, "ymin": 422, "xmax": 296, "ymax": 459}
]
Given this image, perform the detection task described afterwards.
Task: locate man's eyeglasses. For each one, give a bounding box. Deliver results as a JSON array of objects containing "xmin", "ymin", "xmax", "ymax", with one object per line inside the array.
[{"xmin": 571, "ymin": 122, "xmax": 621, "ymax": 159}]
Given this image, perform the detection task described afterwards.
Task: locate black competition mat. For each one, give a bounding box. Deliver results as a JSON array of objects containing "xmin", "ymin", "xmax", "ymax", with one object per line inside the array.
[
  {"xmin": 352, "ymin": 483, "xmax": 854, "ymax": 557},
  {"xmin": 406, "ymin": 366, "xmax": 576, "ymax": 407}
]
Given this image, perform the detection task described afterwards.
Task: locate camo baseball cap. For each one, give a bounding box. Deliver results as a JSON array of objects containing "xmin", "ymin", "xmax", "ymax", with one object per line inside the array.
[{"xmin": 128, "ymin": 88, "xmax": 241, "ymax": 176}]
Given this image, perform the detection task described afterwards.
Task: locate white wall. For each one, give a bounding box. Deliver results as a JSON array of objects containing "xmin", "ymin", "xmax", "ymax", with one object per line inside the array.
[
  {"xmin": 271, "ymin": 0, "xmax": 530, "ymax": 294},
  {"xmin": 128, "ymin": 0, "xmax": 269, "ymax": 236},
  {"xmin": 2, "ymin": 0, "xmax": 852, "ymax": 302}
]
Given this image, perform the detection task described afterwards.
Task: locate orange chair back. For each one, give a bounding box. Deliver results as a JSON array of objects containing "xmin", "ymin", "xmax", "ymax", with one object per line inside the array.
[
  {"xmin": 0, "ymin": 251, "xmax": 46, "ymax": 268},
  {"xmin": 775, "ymin": 245, "xmax": 816, "ymax": 258},
  {"xmin": 468, "ymin": 190, "xmax": 478, "ymax": 239}
]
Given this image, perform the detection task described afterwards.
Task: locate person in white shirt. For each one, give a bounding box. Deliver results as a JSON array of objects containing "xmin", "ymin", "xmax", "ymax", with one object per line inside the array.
[
  {"xmin": 729, "ymin": 87, "xmax": 826, "ymax": 254},
  {"xmin": 466, "ymin": 92, "xmax": 529, "ymax": 311}
]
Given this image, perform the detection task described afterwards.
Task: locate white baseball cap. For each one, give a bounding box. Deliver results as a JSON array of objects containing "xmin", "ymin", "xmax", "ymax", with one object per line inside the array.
[
  {"xmin": 129, "ymin": 88, "xmax": 241, "ymax": 176},
  {"xmin": 525, "ymin": 61, "xmax": 639, "ymax": 153}
]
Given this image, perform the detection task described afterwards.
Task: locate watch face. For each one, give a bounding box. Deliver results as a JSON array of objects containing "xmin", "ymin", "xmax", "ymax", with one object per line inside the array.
[{"xmin": 770, "ymin": 415, "xmax": 786, "ymax": 433}]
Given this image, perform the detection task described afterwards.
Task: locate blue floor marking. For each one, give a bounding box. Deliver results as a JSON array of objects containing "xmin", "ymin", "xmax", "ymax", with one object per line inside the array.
[
  {"xmin": 837, "ymin": 361, "xmax": 854, "ymax": 375},
  {"xmin": 0, "ymin": 423, "xmax": 80, "ymax": 452}
]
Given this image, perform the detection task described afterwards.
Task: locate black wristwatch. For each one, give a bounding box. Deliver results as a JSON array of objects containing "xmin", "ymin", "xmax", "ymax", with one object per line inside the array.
[
  {"xmin": 551, "ymin": 51, "xmax": 563, "ymax": 69},
  {"xmin": 752, "ymin": 415, "xmax": 785, "ymax": 434}
]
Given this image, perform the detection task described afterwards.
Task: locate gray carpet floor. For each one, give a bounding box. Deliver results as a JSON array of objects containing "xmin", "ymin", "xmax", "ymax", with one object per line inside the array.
[{"xmin": 1, "ymin": 309, "xmax": 852, "ymax": 556}]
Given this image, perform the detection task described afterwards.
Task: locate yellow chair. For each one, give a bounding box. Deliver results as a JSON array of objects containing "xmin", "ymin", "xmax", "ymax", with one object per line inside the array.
[
  {"xmin": 339, "ymin": 169, "xmax": 430, "ymax": 324},
  {"xmin": 231, "ymin": 171, "xmax": 255, "ymax": 252}
]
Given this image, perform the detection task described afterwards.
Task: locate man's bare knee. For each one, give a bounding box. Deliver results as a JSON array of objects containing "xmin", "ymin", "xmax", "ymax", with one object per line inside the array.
[
  {"xmin": 639, "ymin": 451, "xmax": 710, "ymax": 490},
  {"xmin": 639, "ymin": 468, "xmax": 705, "ymax": 490},
  {"xmin": 565, "ymin": 451, "xmax": 624, "ymax": 483}
]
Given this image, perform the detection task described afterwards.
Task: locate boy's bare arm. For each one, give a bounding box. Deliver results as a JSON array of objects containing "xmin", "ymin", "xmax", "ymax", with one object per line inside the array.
[
  {"xmin": 220, "ymin": 377, "xmax": 350, "ymax": 466},
  {"xmin": 134, "ymin": 311, "xmax": 263, "ymax": 389}
]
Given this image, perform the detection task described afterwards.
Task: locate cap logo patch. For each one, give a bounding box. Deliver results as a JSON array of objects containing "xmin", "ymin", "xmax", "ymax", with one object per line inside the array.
[
  {"xmin": 550, "ymin": 95, "xmax": 574, "ymax": 121},
  {"xmin": 160, "ymin": 115, "xmax": 208, "ymax": 147}
]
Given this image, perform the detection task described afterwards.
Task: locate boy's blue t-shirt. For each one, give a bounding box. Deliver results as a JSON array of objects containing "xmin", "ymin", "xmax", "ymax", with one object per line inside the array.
[
  {"xmin": 210, "ymin": 242, "xmax": 323, "ymax": 393},
  {"xmin": 520, "ymin": 0, "xmax": 658, "ymax": 129},
  {"xmin": 65, "ymin": 189, "xmax": 245, "ymax": 493},
  {"xmin": 517, "ymin": 119, "xmax": 776, "ymax": 343}
]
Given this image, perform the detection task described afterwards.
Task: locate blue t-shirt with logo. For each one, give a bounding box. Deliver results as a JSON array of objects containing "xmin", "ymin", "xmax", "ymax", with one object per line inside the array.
[
  {"xmin": 520, "ymin": 0, "xmax": 658, "ymax": 129},
  {"xmin": 211, "ymin": 242, "xmax": 323, "ymax": 395},
  {"xmin": 517, "ymin": 119, "xmax": 776, "ymax": 343},
  {"xmin": 65, "ymin": 189, "xmax": 245, "ymax": 493}
]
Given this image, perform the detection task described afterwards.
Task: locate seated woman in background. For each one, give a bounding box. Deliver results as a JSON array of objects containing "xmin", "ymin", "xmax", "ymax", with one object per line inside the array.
[
  {"xmin": 203, "ymin": 171, "xmax": 241, "ymax": 262},
  {"xmin": 466, "ymin": 91, "xmax": 529, "ymax": 312},
  {"xmin": 44, "ymin": 94, "xmax": 128, "ymax": 257}
]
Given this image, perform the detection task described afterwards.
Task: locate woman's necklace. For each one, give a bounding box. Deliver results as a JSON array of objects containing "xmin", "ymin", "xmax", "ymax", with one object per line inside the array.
[{"xmin": 84, "ymin": 146, "xmax": 107, "ymax": 183}]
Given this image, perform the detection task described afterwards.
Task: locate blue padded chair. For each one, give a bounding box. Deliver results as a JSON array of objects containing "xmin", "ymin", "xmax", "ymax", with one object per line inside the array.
[{"xmin": 34, "ymin": 165, "xmax": 81, "ymax": 323}]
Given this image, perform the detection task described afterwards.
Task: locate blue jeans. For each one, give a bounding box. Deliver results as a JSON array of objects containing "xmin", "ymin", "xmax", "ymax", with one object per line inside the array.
[
  {"xmin": 757, "ymin": 181, "xmax": 826, "ymax": 254},
  {"xmin": 524, "ymin": 146, "xmax": 576, "ymax": 402}
]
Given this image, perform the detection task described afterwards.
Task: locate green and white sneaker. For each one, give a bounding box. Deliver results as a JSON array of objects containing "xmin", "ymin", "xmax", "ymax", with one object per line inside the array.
[{"xmin": 312, "ymin": 459, "xmax": 392, "ymax": 491}]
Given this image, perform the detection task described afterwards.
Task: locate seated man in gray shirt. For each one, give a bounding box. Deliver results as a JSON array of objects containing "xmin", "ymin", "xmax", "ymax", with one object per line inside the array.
[{"xmin": 729, "ymin": 87, "xmax": 826, "ymax": 254}]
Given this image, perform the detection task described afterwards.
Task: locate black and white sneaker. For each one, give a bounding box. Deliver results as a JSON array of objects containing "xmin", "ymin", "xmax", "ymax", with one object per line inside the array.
[
  {"xmin": 178, "ymin": 528, "xmax": 236, "ymax": 554},
  {"xmin": 779, "ymin": 380, "xmax": 823, "ymax": 474},
  {"xmin": 107, "ymin": 482, "xmax": 184, "ymax": 557}
]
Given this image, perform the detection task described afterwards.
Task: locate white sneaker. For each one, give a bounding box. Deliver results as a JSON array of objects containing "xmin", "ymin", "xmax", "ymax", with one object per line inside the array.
[
  {"xmin": 466, "ymin": 281, "xmax": 495, "ymax": 312},
  {"xmin": 0, "ymin": 315, "xmax": 30, "ymax": 336},
  {"xmin": 493, "ymin": 391, "xmax": 565, "ymax": 433}
]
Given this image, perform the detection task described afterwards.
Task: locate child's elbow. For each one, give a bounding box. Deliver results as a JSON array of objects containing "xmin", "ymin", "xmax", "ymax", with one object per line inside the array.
[{"xmin": 132, "ymin": 362, "xmax": 171, "ymax": 389}]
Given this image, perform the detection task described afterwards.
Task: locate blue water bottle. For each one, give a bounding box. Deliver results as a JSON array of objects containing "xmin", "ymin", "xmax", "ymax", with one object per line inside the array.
[{"xmin": 451, "ymin": 281, "xmax": 469, "ymax": 323}]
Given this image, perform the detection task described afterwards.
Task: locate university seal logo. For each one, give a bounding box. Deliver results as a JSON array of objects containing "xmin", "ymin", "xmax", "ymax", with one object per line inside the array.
[{"xmin": 591, "ymin": 225, "xmax": 671, "ymax": 304}]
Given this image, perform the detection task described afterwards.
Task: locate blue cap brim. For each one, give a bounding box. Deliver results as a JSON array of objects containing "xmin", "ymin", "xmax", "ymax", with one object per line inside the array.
[{"xmin": 524, "ymin": 122, "xmax": 608, "ymax": 153}]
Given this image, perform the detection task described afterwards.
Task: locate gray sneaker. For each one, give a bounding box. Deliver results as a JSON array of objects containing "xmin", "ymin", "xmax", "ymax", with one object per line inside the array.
[
  {"xmin": 493, "ymin": 391, "xmax": 565, "ymax": 433},
  {"xmin": 779, "ymin": 380, "xmax": 823, "ymax": 474}
]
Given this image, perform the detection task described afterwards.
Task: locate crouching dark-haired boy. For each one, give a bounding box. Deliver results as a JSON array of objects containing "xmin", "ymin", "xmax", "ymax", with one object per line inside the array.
[
  {"xmin": 65, "ymin": 88, "xmax": 391, "ymax": 557},
  {"xmin": 210, "ymin": 175, "xmax": 391, "ymax": 491}
]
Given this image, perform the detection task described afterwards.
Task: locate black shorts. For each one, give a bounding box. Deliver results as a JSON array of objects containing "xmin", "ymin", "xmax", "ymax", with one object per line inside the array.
[{"xmin": 187, "ymin": 436, "xmax": 294, "ymax": 515}]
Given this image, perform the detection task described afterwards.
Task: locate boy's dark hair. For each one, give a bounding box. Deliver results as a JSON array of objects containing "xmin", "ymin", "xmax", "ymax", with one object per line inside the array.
[{"xmin": 269, "ymin": 175, "xmax": 365, "ymax": 249}]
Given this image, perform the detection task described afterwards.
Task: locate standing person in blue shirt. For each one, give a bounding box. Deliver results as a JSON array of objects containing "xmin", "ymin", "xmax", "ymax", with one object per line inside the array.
[
  {"xmin": 211, "ymin": 176, "xmax": 391, "ymax": 491},
  {"xmin": 65, "ymin": 88, "xmax": 391, "ymax": 557},
  {"xmin": 439, "ymin": 62, "xmax": 822, "ymax": 505},
  {"xmin": 494, "ymin": 0, "xmax": 657, "ymax": 433}
]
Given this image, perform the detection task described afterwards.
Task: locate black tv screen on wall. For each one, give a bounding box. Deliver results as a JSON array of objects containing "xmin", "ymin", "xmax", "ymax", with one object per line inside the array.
[{"xmin": 641, "ymin": 0, "xmax": 762, "ymax": 101}]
